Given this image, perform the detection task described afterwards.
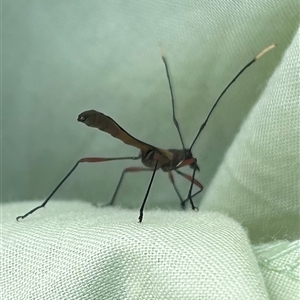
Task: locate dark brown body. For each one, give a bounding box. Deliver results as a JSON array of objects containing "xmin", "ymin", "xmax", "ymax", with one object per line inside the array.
[
  {"xmin": 78, "ymin": 110, "xmax": 200, "ymax": 172},
  {"xmin": 140, "ymin": 148, "xmax": 197, "ymax": 171}
]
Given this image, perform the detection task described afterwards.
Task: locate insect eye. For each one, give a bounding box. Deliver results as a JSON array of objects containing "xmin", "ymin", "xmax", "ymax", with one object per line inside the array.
[{"xmin": 78, "ymin": 116, "xmax": 86, "ymax": 122}]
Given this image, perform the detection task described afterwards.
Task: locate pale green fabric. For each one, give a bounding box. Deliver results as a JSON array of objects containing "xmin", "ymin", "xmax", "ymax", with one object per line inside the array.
[{"xmin": 2, "ymin": 1, "xmax": 299, "ymax": 299}]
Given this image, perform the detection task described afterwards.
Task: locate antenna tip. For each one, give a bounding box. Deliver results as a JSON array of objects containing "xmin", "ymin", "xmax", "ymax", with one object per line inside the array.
[{"xmin": 255, "ymin": 43, "xmax": 277, "ymax": 60}]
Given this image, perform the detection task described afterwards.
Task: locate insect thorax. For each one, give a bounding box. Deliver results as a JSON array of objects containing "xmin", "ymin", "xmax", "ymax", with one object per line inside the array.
[{"xmin": 140, "ymin": 148, "xmax": 194, "ymax": 171}]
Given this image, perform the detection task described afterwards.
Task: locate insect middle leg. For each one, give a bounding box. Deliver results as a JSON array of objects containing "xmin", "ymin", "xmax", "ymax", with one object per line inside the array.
[{"xmin": 101, "ymin": 167, "xmax": 153, "ymax": 207}]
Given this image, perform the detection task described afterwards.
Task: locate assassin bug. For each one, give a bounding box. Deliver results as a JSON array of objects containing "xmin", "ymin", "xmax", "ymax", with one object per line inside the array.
[{"xmin": 16, "ymin": 44, "xmax": 276, "ymax": 223}]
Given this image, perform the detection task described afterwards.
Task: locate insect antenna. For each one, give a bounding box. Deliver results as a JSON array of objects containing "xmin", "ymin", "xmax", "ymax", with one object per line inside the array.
[
  {"xmin": 161, "ymin": 51, "xmax": 186, "ymax": 150},
  {"xmin": 190, "ymin": 43, "xmax": 276, "ymax": 150}
]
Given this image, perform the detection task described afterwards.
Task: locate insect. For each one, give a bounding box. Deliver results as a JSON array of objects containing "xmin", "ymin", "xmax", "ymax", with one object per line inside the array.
[{"xmin": 16, "ymin": 44, "xmax": 276, "ymax": 223}]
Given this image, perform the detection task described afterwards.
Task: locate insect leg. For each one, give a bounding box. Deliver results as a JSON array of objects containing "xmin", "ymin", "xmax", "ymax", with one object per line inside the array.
[
  {"xmin": 138, "ymin": 161, "xmax": 159, "ymax": 223},
  {"xmin": 175, "ymin": 169, "xmax": 203, "ymax": 210},
  {"xmin": 187, "ymin": 189, "xmax": 203, "ymax": 201},
  {"xmin": 101, "ymin": 167, "xmax": 153, "ymax": 207},
  {"xmin": 168, "ymin": 171, "xmax": 185, "ymax": 209},
  {"xmin": 187, "ymin": 166, "xmax": 198, "ymax": 210},
  {"xmin": 16, "ymin": 156, "xmax": 139, "ymax": 221}
]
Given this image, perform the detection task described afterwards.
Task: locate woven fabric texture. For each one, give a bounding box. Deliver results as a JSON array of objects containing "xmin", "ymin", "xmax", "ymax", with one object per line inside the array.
[{"xmin": 2, "ymin": 1, "xmax": 299, "ymax": 299}]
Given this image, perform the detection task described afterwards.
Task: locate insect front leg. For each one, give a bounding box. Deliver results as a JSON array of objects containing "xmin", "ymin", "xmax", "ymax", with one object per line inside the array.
[
  {"xmin": 168, "ymin": 171, "xmax": 185, "ymax": 209},
  {"xmin": 178, "ymin": 166, "xmax": 200, "ymax": 211},
  {"xmin": 174, "ymin": 158, "xmax": 203, "ymax": 210}
]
